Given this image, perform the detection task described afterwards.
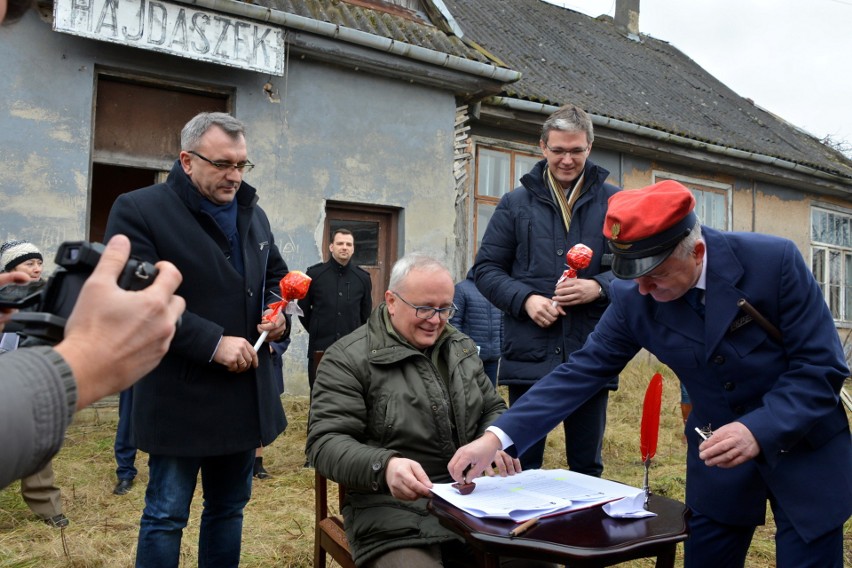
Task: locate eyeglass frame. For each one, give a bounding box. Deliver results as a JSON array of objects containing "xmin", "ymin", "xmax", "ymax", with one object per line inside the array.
[
  {"xmin": 188, "ymin": 150, "xmax": 255, "ymax": 173},
  {"xmin": 391, "ymin": 291, "xmax": 458, "ymax": 321},
  {"xmin": 543, "ymin": 142, "xmax": 590, "ymax": 158}
]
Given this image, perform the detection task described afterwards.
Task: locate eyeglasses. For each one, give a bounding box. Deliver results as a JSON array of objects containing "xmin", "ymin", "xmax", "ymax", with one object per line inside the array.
[
  {"xmin": 188, "ymin": 150, "xmax": 255, "ymax": 173},
  {"xmin": 392, "ymin": 291, "xmax": 457, "ymax": 321},
  {"xmin": 544, "ymin": 142, "xmax": 589, "ymax": 158}
]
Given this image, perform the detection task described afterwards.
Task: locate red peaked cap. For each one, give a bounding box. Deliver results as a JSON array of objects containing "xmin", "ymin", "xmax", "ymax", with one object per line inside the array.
[{"xmin": 603, "ymin": 180, "xmax": 697, "ymax": 279}]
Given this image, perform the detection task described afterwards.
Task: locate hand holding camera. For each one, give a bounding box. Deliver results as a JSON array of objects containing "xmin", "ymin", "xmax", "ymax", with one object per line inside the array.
[{"xmin": 2, "ymin": 235, "xmax": 185, "ymax": 410}]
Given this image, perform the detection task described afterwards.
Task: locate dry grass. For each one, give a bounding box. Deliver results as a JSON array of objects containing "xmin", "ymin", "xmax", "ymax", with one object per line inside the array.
[{"xmin": 1, "ymin": 358, "xmax": 849, "ymax": 567}]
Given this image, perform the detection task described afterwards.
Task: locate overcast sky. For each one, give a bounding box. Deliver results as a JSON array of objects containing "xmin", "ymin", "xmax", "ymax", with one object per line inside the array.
[{"xmin": 542, "ymin": 0, "xmax": 852, "ymax": 147}]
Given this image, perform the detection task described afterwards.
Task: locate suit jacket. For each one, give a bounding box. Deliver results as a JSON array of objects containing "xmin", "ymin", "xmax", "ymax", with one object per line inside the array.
[
  {"xmin": 105, "ymin": 160, "xmax": 288, "ymax": 456},
  {"xmin": 298, "ymin": 259, "xmax": 372, "ymax": 356},
  {"xmin": 494, "ymin": 227, "xmax": 852, "ymax": 542}
]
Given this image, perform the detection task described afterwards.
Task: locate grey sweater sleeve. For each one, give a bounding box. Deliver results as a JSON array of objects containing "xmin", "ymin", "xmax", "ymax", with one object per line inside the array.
[{"xmin": 0, "ymin": 346, "xmax": 77, "ymax": 489}]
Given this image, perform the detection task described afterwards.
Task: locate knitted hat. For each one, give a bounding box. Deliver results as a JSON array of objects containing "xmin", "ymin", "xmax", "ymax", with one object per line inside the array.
[
  {"xmin": 603, "ymin": 180, "xmax": 697, "ymax": 279},
  {"xmin": 1, "ymin": 240, "xmax": 43, "ymax": 272}
]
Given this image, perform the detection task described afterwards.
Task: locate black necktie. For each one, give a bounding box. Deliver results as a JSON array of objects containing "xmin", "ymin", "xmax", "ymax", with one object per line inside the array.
[{"xmin": 684, "ymin": 288, "xmax": 705, "ymax": 319}]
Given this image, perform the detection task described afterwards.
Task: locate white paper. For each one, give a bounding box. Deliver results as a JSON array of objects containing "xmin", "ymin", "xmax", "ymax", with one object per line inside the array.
[
  {"xmin": 602, "ymin": 493, "xmax": 657, "ymax": 518},
  {"xmin": 431, "ymin": 468, "xmax": 643, "ymax": 522}
]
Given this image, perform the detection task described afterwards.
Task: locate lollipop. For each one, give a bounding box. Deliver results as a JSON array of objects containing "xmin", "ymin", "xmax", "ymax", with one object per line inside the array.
[
  {"xmin": 552, "ymin": 243, "xmax": 593, "ymax": 307},
  {"xmin": 253, "ymin": 271, "xmax": 312, "ymax": 351}
]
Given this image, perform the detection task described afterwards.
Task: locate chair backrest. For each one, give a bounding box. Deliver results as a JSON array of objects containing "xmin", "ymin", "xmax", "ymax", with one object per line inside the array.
[{"xmin": 312, "ymin": 350, "xmax": 355, "ymax": 568}]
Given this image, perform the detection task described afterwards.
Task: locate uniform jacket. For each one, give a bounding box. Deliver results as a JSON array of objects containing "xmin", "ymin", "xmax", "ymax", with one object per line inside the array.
[
  {"xmin": 494, "ymin": 227, "xmax": 852, "ymax": 542},
  {"xmin": 449, "ymin": 269, "xmax": 503, "ymax": 363},
  {"xmin": 306, "ymin": 304, "xmax": 506, "ymax": 566},
  {"xmin": 298, "ymin": 258, "xmax": 371, "ymax": 356},
  {"xmin": 474, "ymin": 158, "xmax": 619, "ymax": 385},
  {"xmin": 105, "ymin": 160, "xmax": 288, "ymax": 457}
]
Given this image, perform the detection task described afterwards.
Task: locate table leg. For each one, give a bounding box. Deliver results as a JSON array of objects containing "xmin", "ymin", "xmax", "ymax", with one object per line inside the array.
[{"xmin": 654, "ymin": 544, "xmax": 676, "ymax": 568}]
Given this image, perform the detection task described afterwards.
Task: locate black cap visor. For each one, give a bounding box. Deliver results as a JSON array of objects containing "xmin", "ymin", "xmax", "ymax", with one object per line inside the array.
[{"xmin": 611, "ymin": 247, "xmax": 677, "ymax": 279}]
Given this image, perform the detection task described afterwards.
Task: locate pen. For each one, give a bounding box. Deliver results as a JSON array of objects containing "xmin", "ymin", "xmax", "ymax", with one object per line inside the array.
[{"xmin": 508, "ymin": 516, "xmax": 540, "ymax": 538}]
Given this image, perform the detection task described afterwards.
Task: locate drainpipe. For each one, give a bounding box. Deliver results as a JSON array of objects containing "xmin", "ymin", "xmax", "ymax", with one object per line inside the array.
[
  {"xmin": 483, "ymin": 96, "xmax": 851, "ymax": 185},
  {"xmin": 179, "ymin": 0, "xmax": 521, "ymax": 83}
]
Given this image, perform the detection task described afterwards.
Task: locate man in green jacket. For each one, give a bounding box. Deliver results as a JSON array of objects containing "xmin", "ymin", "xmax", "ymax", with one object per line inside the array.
[{"xmin": 307, "ymin": 253, "xmax": 553, "ymax": 568}]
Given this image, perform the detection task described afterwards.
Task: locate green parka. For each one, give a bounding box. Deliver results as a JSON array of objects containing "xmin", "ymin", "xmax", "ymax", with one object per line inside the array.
[{"xmin": 306, "ymin": 303, "xmax": 507, "ymax": 566}]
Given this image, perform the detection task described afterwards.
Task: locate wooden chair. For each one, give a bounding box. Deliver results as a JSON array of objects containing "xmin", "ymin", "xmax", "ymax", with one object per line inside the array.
[
  {"xmin": 314, "ymin": 470, "xmax": 355, "ymax": 568},
  {"xmin": 312, "ymin": 349, "xmax": 356, "ymax": 568}
]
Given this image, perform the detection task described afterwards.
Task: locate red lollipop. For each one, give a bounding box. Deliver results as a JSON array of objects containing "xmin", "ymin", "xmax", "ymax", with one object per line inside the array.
[
  {"xmin": 253, "ymin": 271, "xmax": 312, "ymax": 351},
  {"xmin": 564, "ymin": 243, "xmax": 593, "ymax": 279},
  {"xmin": 552, "ymin": 244, "xmax": 593, "ymax": 307}
]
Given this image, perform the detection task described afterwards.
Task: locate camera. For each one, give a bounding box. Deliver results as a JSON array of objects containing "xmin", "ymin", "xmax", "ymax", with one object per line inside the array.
[{"xmin": 0, "ymin": 241, "xmax": 158, "ymax": 344}]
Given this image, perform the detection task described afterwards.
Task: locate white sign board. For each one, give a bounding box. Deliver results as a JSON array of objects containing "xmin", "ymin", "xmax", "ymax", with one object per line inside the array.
[{"xmin": 53, "ymin": 0, "xmax": 285, "ymax": 75}]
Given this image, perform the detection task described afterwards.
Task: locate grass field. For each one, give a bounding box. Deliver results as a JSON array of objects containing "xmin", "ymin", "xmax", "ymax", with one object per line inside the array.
[{"xmin": 1, "ymin": 357, "xmax": 849, "ymax": 567}]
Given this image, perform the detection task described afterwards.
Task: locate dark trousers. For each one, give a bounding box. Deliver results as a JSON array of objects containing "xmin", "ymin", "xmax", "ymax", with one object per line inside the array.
[
  {"xmin": 684, "ymin": 496, "xmax": 844, "ymax": 568},
  {"xmin": 508, "ymin": 385, "xmax": 608, "ymax": 476},
  {"xmin": 114, "ymin": 388, "xmax": 137, "ymax": 481}
]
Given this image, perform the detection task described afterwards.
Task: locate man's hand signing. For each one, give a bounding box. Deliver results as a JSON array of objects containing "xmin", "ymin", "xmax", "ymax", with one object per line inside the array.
[{"xmin": 447, "ymin": 432, "xmax": 503, "ymax": 484}]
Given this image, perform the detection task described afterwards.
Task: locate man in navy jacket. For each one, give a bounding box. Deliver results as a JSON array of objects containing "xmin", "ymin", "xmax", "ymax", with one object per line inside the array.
[
  {"xmin": 473, "ymin": 104, "xmax": 619, "ymax": 475},
  {"xmin": 451, "ymin": 181, "xmax": 852, "ymax": 567},
  {"xmin": 106, "ymin": 112, "xmax": 289, "ymax": 568}
]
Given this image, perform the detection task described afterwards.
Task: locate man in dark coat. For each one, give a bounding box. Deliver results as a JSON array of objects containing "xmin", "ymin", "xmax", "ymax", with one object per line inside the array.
[
  {"xmin": 298, "ymin": 228, "xmax": 372, "ymax": 388},
  {"xmin": 105, "ymin": 112, "xmax": 289, "ymax": 568},
  {"xmin": 474, "ymin": 104, "xmax": 620, "ymax": 475},
  {"xmin": 452, "ymin": 181, "xmax": 852, "ymax": 568}
]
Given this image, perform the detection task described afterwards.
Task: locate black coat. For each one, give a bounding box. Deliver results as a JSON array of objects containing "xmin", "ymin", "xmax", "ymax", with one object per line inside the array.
[
  {"xmin": 298, "ymin": 259, "xmax": 372, "ymax": 356},
  {"xmin": 474, "ymin": 158, "xmax": 620, "ymax": 386},
  {"xmin": 104, "ymin": 160, "xmax": 288, "ymax": 456}
]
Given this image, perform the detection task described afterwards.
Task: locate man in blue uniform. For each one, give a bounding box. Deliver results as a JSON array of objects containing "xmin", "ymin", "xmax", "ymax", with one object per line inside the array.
[{"xmin": 450, "ymin": 180, "xmax": 852, "ymax": 568}]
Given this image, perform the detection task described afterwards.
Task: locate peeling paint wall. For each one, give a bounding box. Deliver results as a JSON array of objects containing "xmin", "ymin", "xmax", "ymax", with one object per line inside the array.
[{"xmin": 0, "ymin": 13, "xmax": 458, "ymax": 395}]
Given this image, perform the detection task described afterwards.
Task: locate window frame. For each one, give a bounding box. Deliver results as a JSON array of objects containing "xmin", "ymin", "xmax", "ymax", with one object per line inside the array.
[
  {"xmin": 652, "ymin": 171, "xmax": 731, "ymax": 231},
  {"xmin": 811, "ymin": 204, "xmax": 852, "ymax": 324},
  {"xmin": 472, "ymin": 140, "xmax": 540, "ymax": 258}
]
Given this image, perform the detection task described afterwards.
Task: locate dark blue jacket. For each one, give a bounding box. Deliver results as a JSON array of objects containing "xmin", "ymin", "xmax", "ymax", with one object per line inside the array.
[
  {"xmin": 494, "ymin": 228, "xmax": 852, "ymax": 542},
  {"xmin": 105, "ymin": 160, "xmax": 288, "ymax": 456},
  {"xmin": 449, "ymin": 269, "xmax": 503, "ymax": 363},
  {"xmin": 474, "ymin": 158, "xmax": 619, "ymax": 386}
]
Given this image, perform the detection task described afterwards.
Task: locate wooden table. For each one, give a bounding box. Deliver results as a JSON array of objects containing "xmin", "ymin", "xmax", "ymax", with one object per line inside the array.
[{"xmin": 429, "ymin": 493, "xmax": 689, "ymax": 567}]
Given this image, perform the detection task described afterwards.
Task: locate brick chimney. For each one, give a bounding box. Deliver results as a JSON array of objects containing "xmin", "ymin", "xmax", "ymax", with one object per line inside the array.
[{"xmin": 614, "ymin": 0, "xmax": 640, "ymax": 39}]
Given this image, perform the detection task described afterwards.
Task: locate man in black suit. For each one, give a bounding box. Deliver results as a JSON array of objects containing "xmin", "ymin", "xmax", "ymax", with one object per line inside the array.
[{"xmin": 299, "ymin": 228, "xmax": 372, "ymax": 389}]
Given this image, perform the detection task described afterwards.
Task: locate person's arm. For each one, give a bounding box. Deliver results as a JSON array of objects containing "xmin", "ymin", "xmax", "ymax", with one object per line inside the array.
[
  {"xmin": 306, "ymin": 341, "xmax": 401, "ymax": 492},
  {"xmin": 0, "ymin": 347, "xmax": 75, "ymax": 489},
  {"xmin": 360, "ymin": 272, "xmax": 372, "ymax": 324},
  {"xmin": 297, "ymin": 268, "xmax": 314, "ymax": 333},
  {"xmin": 702, "ymin": 240, "xmax": 849, "ymax": 469},
  {"xmin": 53, "ymin": 235, "xmax": 184, "ymax": 408},
  {"xmin": 0, "ymin": 235, "xmax": 184, "ymax": 489},
  {"xmin": 105, "ymin": 192, "xmax": 223, "ymax": 363}
]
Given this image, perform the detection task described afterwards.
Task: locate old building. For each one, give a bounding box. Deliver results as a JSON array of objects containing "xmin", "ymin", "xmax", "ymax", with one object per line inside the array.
[{"xmin": 2, "ymin": 0, "xmax": 850, "ymax": 392}]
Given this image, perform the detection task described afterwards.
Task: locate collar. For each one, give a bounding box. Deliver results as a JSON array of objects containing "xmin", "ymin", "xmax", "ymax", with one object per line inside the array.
[{"xmin": 694, "ymin": 244, "xmax": 708, "ymax": 291}]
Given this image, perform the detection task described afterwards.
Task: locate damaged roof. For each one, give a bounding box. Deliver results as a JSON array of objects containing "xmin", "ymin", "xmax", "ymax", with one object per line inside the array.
[
  {"xmin": 441, "ymin": 0, "xmax": 852, "ymax": 180},
  {"xmin": 250, "ymin": 0, "xmax": 494, "ymax": 65}
]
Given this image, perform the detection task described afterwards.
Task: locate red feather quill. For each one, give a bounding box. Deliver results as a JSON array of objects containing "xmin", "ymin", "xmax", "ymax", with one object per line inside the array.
[{"xmin": 640, "ymin": 373, "xmax": 664, "ymax": 463}]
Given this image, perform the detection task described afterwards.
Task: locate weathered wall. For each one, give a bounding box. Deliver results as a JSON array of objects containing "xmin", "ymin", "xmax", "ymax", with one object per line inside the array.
[{"xmin": 0, "ymin": 12, "xmax": 458, "ymax": 395}]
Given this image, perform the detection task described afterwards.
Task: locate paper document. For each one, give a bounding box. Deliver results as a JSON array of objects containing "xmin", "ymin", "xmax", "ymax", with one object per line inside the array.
[{"xmin": 431, "ymin": 468, "xmax": 643, "ymax": 522}]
